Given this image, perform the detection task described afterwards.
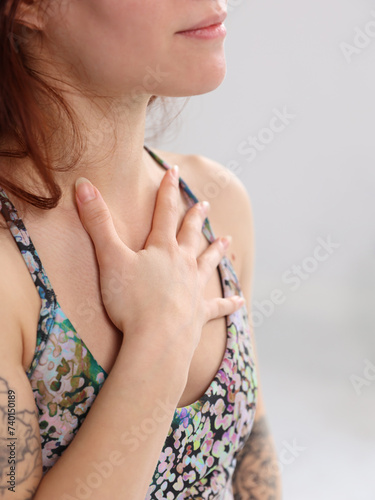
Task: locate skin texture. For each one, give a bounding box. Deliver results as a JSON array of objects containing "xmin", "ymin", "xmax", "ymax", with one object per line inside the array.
[
  {"xmin": 35, "ymin": 0, "xmax": 227, "ymax": 96},
  {"xmin": 151, "ymin": 152, "xmax": 283, "ymax": 499},
  {"xmin": 0, "ymin": 153, "xmax": 283, "ymax": 498},
  {"xmin": 1, "ymin": 0, "xmax": 282, "ymax": 496},
  {"xmin": 228, "ymin": 163, "xmax": 283, "ymax": 499},
  {"xmin": 12, "ymin": 0, "xmax": 229, "ymax": 215},
  {"xmin": 232, "ymin": 415, "xmax": 281, "ymax": 499},
  {"xmin": 0, "ymin": 377, "xmax": 41, "ymax": 499}
]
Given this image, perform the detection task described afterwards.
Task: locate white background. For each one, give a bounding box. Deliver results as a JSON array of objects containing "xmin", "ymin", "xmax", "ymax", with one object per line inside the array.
[{"xmin": 146, "ymin": 0, "xmax": 375, "ymax": 498}]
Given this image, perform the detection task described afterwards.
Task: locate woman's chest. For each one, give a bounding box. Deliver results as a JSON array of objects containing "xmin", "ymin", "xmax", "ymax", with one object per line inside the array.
[{"xmin": 22, "ymin": 215, "xmax": 235, "ymax": 409}]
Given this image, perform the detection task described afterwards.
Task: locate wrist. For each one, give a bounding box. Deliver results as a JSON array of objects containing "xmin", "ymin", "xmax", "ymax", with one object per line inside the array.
[{"xmin": 118, "ymin": 335, "xmax": 188, "ymax": 400}]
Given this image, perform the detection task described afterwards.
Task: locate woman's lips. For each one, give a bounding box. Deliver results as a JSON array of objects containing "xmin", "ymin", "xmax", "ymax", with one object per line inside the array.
[{"xmin": 176, "ymin": 23, "xmax": 227, "ymax": 40}]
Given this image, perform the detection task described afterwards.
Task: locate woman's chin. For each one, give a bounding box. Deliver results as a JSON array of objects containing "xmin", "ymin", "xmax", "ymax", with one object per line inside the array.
[{"xmin": 161, "ymin": 63, "xmax": 227, "ymax": 98}]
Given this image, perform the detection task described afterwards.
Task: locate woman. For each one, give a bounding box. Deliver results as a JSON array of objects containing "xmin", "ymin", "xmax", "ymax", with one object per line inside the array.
[{"xmin": 0, "ymin": 0, "xmax": 282, "ymax": 498}]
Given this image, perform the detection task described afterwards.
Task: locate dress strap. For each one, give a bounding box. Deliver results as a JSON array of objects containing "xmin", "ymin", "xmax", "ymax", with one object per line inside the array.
[
  {"xmin": 0, "ymin": 146, "xmax": 220, "ymax": 376},
  {"xmin": 143, "ymin": 144, "xmax": 217, "ymax": 245},
  {"xmin": 0, "ymin": 187, "xmax": 57, "ymax": 377}
]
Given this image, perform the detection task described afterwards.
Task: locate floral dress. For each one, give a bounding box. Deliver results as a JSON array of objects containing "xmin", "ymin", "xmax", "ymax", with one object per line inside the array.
[{"xmin": 0, "ymin": 145, "xmax": 258, "ymax": 499}]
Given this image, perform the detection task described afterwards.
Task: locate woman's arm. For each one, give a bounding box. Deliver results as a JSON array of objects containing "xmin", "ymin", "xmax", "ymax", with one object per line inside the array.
[
  {"xmin": 229, "ymin": 177, "xmax": 283, "ymax": 499},
  {"xmin": 0, "ymin": 313, "xmax": 43, "ymax": 499},
  {"xmin": 185, "ymin": 152, "xmax": 283, "ymax": 499},
  {"xmin": 232, "ymin": 383, "xmax": 282, "ymax": 498},
  {"xmin": 0, "ymin": 305, "xmax": 186, "ymax": 500},
  {"xmin": 0, "ymin": 164, "xmax": 243, "ymax": 500},
  {"xmin": 0, "ymin": 184, "xmax": 188, "ymax": 500},
  {"xmin": 34, "ymin": 335, "xmax": 186, "ymax": 500}
]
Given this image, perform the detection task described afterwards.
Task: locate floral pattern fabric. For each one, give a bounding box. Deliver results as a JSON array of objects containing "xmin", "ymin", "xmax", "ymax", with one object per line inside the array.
[{"xmin": 0, "ymin": 145, "xmax": 258, "ymax": 499}]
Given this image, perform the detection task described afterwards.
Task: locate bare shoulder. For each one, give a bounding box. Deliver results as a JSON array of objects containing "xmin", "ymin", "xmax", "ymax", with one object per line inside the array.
[
  {"xmin": 0, "ymin": 234, "xmax": 43, "ymax": 496},
  {"xmin": 0, "ymin": 228, "xmax": 25, "ymax": 358},
  {"xmin": 0, "ymin": 226, "xmax": 38, "ymax": 368},
  {"xmin": 152, "ymin": 147, "xmax": 254, "ymax": 278}
]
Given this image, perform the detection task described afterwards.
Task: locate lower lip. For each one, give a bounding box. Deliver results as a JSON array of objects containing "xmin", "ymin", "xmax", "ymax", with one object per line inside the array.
[{"xmin": 176, "ymin": 23, "xmax": 227, "ymax": 40}]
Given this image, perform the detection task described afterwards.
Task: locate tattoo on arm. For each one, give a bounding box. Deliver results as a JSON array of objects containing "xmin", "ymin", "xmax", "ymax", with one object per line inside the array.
[
  {"xmin": 232, "ymin": 415, "xmax": 281, "ymax": 500},
  {"xmin": 0, "ymin": 376, "xmax": 42, "ymax": 498}
]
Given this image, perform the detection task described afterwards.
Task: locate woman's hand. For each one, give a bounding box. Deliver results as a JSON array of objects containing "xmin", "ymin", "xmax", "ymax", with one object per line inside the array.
[{"xmin": 74, "ymin": 165, "xmax": 244, "ymax": 364}]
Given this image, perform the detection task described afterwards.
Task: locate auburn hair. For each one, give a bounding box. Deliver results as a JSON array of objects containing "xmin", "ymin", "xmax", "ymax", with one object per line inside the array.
[{"xmin": 0, "ymin": 0, "xmax": 162, "ymax": 228}]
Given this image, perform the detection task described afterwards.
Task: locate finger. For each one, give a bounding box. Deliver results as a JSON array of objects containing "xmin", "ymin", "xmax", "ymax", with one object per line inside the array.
[
  {"xmin": 145, "ymin": 165, "xmax": 180, "ymax": 248},
  {"xmin": 196, "ymin": 236, "xmax": 232, "ymax": 286},
  {"xmin": 204, "ymin": 295, "xmax": 245, "ymax": 323},
  {"xmin": 75, "ymin": 177, "xmax": 133, "ymax": 266},
  {"xmin": 176, "ymin": 200, "xmax": 210, "ymax": 255}
]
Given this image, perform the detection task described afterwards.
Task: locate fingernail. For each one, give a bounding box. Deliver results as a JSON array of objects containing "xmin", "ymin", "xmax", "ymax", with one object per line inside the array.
[
  {"xmin": 201, "ymin": 201, "xmax": 210, "ymax": 213},
  {"xmin": 220, "ymin": 235, "xmax": 232, "ymax": 249},
  {"xmin": 75, "ymin": 177, "xmax": 96, "ymax": 203},
  {"xmin": 170, "ymin": 164, "xmax": 179, "ymax": 180}
]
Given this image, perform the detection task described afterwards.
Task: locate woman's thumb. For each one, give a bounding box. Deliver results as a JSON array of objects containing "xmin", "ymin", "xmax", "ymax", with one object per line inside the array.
[{"xmin": 75, "ymin": 177, "xmax": 121, "ymax": 263}]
